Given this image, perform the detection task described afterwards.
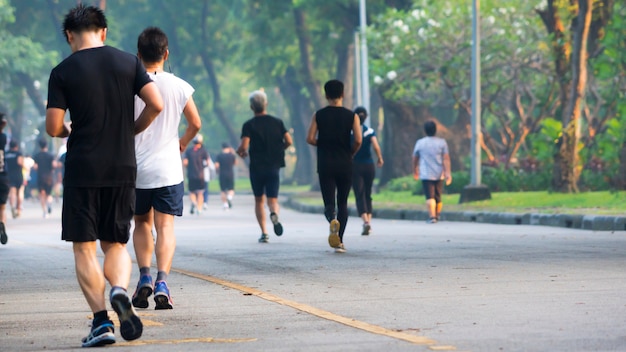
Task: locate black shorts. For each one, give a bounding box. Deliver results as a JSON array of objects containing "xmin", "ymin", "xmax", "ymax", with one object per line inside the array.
[
  {"xmin": 135, "ymin": 182, "xmax": 184, "ymax": 216},
  {"xmin": 249, "ymin": 168, "xmax": 280, "ymax": 198},
  {"xmin": 0, "ymin": 175, "xmax": 9, "ymax": 205},
  {"xmin": 422, "ymin": 180, "xmax": 443, "ymax": 203},
  {"xmin": 62, "ymin": 186, "xmax": 135, "ymax": 243},
  {"xmin": 188, "ymin": 178, "xmax": 206, "ymax": 192},
  {"xmin": 9, "ymin": 175, "xmax": 23, "ymax": 189},
  {"xmin": 219, "ymin": 175, "xmax": 234, "ymax": 192},
  {"xmin": 38, "ymin": 174, "xmax": 54, "ymax": 194}
]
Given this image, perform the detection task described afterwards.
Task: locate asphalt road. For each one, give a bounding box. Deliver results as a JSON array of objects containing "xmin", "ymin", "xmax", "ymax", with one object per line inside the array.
[{"xmin": 1, "ymin": 194, "xmax": 625, "ymax": 351}]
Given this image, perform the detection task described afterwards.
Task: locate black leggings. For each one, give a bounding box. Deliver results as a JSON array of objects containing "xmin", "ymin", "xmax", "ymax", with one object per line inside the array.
[
  {"xmin": 352, "ymin": 163, "xmax": 375, "ymax": 216},
  {"xmin": 318, "ymin": 169, "xmax": 352, "ymax": 240}
]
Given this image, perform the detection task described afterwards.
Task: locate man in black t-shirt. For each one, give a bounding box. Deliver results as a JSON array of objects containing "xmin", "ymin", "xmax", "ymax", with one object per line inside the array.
[
  {"xmin": 183, "ymin": 134, "xmax": 210, "ymax": 215},
  {"xmin": 45, "ymin": 4, "xmax": 163, "ymax": 347},
  {"xmin": 215, "ymin": 142, "xmax": 237, "ymax": 210},
  {"xmin": 32, "ymin": 138, "xmax": 56, "ymax": 218},
  {"xmin": 237, "ymin": 90, "xmax": 292, "ymax": 243},
  {"xmin": 306, "ymin": 80, "xmax": 362, "ymax": 253},
  {"xmin": 5, "ymin": 139, "xmax": 24, "ymax": 219}
]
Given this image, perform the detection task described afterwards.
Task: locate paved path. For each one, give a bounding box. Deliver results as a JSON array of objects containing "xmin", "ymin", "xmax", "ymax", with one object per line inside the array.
[{"xmin": 1, "ymin": 195, "xmax": 625, "ymax": 351}]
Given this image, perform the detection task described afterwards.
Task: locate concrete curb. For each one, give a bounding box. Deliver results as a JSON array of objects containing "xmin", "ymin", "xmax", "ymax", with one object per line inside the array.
[{"xmin": 283, "ymin": 197, "xmax": 626, "ymax": 232}]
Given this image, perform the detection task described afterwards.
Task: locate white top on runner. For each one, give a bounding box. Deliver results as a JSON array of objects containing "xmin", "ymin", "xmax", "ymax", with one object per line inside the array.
[
  {"xmin": 412, "ymin": 136, "xmax": 449, "ymax": 181},
  {"xmin": 134, "ymin": 71, "xmax": 194, "ymax": 189}
]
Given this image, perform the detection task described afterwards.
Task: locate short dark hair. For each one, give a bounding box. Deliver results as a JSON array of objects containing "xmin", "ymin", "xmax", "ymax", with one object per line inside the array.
[
  {"xmin": 354, "ymin": 106, "xmax": 367, "ymax": 124},
  {"xmin": 137, "ymin": 27, "xmax": 168, "ymax": 64},
  {"xmin": 9, "ymin": 140, "xmax": 18, "ymax": 149},
  {"xmin": 324, "ymin": 80, "xmax": 344, "ymax": 100},
  {"xmin": 38, "ymin": 138, "xmax": 48, "ymax": 149},
  {"xmin": 62, "ymin": 5, "xmax": 107, "ymax": 43},
  {"xmin": 424, "ymin": 121, "xmax": 437, "ymax": 136}
]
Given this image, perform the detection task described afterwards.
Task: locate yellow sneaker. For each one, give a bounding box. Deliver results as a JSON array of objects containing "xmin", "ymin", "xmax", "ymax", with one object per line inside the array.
[{"xmin": 328, "ymin": 219, "xmax": 341, "ymax": 248}]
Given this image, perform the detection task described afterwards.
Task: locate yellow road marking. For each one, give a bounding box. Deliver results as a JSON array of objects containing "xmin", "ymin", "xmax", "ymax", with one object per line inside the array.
[
  {"xmin": 117, "ymin": 337, "xmax": 257, "ymax": 346},
  {"xmin": 173, "ymin": 268, "xmax": 446, "ymax": 347}
]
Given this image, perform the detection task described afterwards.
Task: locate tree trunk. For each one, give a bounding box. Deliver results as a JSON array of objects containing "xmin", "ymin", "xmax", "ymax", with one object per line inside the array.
[
  {"xmin": 277, "ymin": 68, "xmax": 315, "ymax": 185},
  {"xmin": 552, "ymin": 0, "xmax": 593, "ymax": 192},
  {"xmin": 293, "ymin": 8, "xmax": 325, "ymax": 110},
  {"xmin": 335, "ymin": 41, "xmax": 355, "ymax": 110},
  {"xmin": 200, "ymin": 1, "xmax": 239, "ymax": 148}
]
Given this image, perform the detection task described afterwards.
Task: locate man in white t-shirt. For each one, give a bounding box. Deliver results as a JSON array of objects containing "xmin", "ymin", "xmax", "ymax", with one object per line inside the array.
[
  {"xmin": 412, "ymin": 120, "xmax": 452, "ymax": 223},
  {"xmin": 131, "ymin": 27, "xmax": 201, "ymax": 310}
]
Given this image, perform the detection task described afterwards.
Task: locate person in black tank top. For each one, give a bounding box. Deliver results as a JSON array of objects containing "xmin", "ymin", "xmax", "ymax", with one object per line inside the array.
[{"xmin": 306, "ymin": 80, "xmax": 362, "ymax": 253}]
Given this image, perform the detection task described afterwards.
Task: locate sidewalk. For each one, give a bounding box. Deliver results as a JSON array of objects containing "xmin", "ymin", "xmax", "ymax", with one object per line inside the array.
[{"xmin": 283, "ymin": 195, "xmax": 626, "ymax": 232}]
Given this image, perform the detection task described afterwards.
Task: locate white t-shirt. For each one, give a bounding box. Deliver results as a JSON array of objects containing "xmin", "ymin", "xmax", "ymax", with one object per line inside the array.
[
  {"xmin": 134, "ymin": 72, "xmax": 194, "ymax": 189},
  {"xmin": 412, "ymin": 136, "xmax": 449, "ymax": 181}
]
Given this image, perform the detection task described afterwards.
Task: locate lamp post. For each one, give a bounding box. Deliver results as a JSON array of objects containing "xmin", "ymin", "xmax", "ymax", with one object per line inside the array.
[
  {"xmin": 460, "ymin": 0, "xmax": 491, "ymax": 203},
  {"xmin": 359, "ymin": 0, "xmax": 370, "ymax": 117}
]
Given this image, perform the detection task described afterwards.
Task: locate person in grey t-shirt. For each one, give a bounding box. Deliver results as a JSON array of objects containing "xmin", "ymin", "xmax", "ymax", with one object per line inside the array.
[{"xmin": 412, "ymin": 121, "xmax": 452, "ymax": 223}]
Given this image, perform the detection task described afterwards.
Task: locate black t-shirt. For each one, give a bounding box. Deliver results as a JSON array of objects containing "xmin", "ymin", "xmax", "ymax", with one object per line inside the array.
[
  {"xmin": 240, "ymin": 114, "xmax": 287, "ymax": 172},
  {"xmin": 184, "ymin": 145, "xmax": 209, "ymax": 180},
  {"xmin": 216, "ymin": 152, "xmax": 236, "ymax": 178},
  {"xmin": 34, "ymin": 151, "xmax": 55, "ymax": 182},
  {"xmin": 47, "ymin": 46, "xmax": 151, "ymax": 187},
  {"xmin": 5, "ymin": 149, "xmax": 22, "ymax": 181},
  {"xmin": 315, "ymin": 106, "xmax": 355, "ymax": 173}
]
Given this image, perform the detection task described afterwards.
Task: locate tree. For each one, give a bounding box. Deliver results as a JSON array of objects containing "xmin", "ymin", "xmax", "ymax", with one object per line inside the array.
[{"xmin": 537, "ymin": 0, "xmax": 614, "ymax": 192}]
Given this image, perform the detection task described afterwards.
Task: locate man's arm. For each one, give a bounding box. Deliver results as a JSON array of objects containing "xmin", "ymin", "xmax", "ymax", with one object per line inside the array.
[
  {"xmin": 45, "ymin": 108, "xmax": 71, "ymax": 138},
  {"xmin": 412, "ymin": 155, "xmax": 420, "ymax": 180},
  {"xmin": 306, "ymin": 114, "xmax": 318, "ymax": 146},
  {"xmin": 351, "ymin": 113, "xmax": 362, "ymax": 156},
  {"xmin": 237, "ymin": 137, "xmax": 250, "ymax": 158},
  {"xmin": 180, "ymin": 96, "xmax": 202, "ymax": 152},
  {"xmin": 134, "ymin": 82, "xmax": 163, "ymax": 135},
  {"xmin": 283, "ymin": 130, "xmax": 293, "ymax": 150},
  {"xmin": 443, "ymin": 152, "xmax": 452, "ymax": 185}
]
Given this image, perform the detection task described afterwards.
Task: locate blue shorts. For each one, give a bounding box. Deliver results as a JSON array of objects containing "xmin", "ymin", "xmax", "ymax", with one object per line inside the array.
[
  {"xmin": 249, "ymin": 168, "xmax": 280, "ymax": 198},
  {"xmin": 135, "ymin": 182, "xmax": 184, "ymax": 216}
]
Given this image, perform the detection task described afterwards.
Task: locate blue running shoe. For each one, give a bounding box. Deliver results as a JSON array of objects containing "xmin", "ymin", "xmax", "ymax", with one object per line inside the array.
[
  {"xmin": 153, "ymin": 281, "xmax": 173, "ymax": 310},
  {"xmin": 110, "ymin": 288, "xmax": 143, "ymax": 341},
  {"xmin": 270, "ymin": 212, "xmax": 283, "ymax": 236},
  {"xmin": 132, "ymin": 275, "xmax": 153, "ymax": 309},
  {"xmin": 81, "ymin": 320, "xmax": 115, "ymax": 347}
]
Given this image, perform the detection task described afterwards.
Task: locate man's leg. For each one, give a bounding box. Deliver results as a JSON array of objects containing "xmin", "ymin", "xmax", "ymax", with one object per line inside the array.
[
  {"xmin": 73, "ymin": 241, "xmax": 107, "ymax": 313},
  {"xmin": 195, "ymin": 191, "xmax": 204, "ymax": 212},
  {"xmin": 336, "ymin": 171, "xmax": 352, "ymax": 241},
  {"xmin": 426, "ymin": 198, "xmax": 437, "ymax": 219},
  {"xmin": 255, "ymin": 195, "xmax": 267, "ymax": 235},
  {"xmin": 131, "ymin": 211, "xmax": 154, "ymax": 308},
  {"xmin": 153, "ymin": 210, "xmax": 176, "ymax": 309}
]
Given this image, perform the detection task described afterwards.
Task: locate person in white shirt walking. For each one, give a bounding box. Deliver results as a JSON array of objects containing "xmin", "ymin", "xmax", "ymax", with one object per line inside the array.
[{"xmin": 412, "ymin": 121, "xmax": 452, "ymax": 223}]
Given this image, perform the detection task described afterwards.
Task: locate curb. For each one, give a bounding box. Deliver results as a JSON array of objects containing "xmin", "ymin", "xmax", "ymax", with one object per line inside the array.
[{"xmin": 283, "ymin": 197, "xmax": 626, "ymax": 232}]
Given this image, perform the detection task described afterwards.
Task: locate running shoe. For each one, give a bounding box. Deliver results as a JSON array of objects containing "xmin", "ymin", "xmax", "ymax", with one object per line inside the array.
[
  {"xmin": 190, "ymin": 204, "xmax": 195, "ymax": 214},
  {"xmin": 131, "ymin": 275, "xmax": 153, "ymax": 309},
  {"xmin": 110, "ymin": 288, "xmax": 143, "ymax": 341},
  {"xmin": 361, "ymin": 223, "xmax": 371, "ymax": 236},
  {"xmin": 0, "ymin": 222, "xmax": 7, "ymax": 245},
  {"xmin": 334, "ymin": 243, "xmax": 346, "ymax": 253},
  {"xmin": 270, "ymin": 212, "xmax": 283, "ymax": 236},
  {"xmin": 153, "ymin": 281, "xmax": 174, "ymax": 310},
  {"xmin": 427, "ymin": 217, "xmax": 438, "ymax": 224},
  {"xmin": 227, "ymin": 199, "xmax": 232, "ymax": 208},
  {"xmin": 81, "ymin": 319, "xmax": 115, "ymax": 347},
  {"xmin": 258, "ymin": 233, "xmax": 270, "ymax": 243},
  {"xmin": 328, "ymin": 219, "xmax": 341, "ymax": 248}
]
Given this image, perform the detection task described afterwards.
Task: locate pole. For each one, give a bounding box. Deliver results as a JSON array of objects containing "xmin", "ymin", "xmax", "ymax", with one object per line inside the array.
[
  {"xmin": 354, "ymin": 31, "xmax": 363, "ymax": 107},
  {"xmin": 470, "ymin": 0, "xmax": 481, "ymax": 185},
  {"xmin": 359, "ymin": 0, "xmax": 370, "ymax": 117}
]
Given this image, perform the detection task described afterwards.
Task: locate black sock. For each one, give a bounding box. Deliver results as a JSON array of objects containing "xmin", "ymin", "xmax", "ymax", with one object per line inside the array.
[
  {"xmin": 93, "ymin": 310, "xmax": 109, "ymax": 326},
  {"xmin": 156, "ymin": 271, "xmax": 168, "ymax": 282},
  {"xmin": 139, "ymin": 267, "xmax": 151, "ymax": 277}
]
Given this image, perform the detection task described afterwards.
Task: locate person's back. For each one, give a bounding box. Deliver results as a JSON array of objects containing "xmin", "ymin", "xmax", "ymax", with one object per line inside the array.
[
  {"xmin": 315, "ymin": 106, "xmax": 355, "ymax": 172},
  {"xmin": 243, "ymin": 114, "xmax": 287, "ymax": 171},
  {"xmin": 134, "ymin": 71, "xmax": 192, "ymax": 188},
  {"xmin": 216, "ymin": 150, "xmax": 236, "ymax": 177},
  {"xmin": 413, "ymin": 136, "xmax": 448, "ymax": 180},
  {"xmin": 33, "ymin": 149, "xmax": 54, "ymax": 181},
  {"xmin": 49, "ymin": 45, "xmax": 146, "ymax": 187}
]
